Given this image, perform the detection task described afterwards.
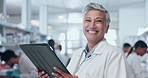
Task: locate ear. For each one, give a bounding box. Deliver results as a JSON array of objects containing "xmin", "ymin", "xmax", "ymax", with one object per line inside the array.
[{"xmin": 105, "ymin": 25, "xmax": 110, "ymax": 33}]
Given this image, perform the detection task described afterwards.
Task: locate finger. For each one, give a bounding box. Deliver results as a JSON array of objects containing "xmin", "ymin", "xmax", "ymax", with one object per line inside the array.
[
  {"xmin": 41, "ymin": 74, "xmax": 49, "ymax": 78},
  {"xmin": 38, "ymin": 71, "xmax": 45, "ymax": 76},
  {"xmin": 53, "ymin": 67, "xmax": 66, "ymax": 76},
  {"xmin": 52, "ymin": 72, "xmax": 63, "ymax": 78},
  {"xmin": 73, "ymin": 75, "xmax": 79, "ymax": 78}
]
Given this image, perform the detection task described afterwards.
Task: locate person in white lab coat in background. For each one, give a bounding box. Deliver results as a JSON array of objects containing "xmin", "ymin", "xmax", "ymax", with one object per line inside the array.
[
  {"xmin": 1, "ymin": 49, "xmax": 39, "ymax": 78},
  {"xmin": 127, "ymin": 40, "xmax": 147, "ymax": 78},
  {"xmin": 122, "ymin": 43, "xmax": 131, "ymax": 57},
  {"xmin": 38, "ymin": 3, "xmax": 134, "ymax": 78},
  {"xmin": 134, "ymin": 40, "xmax": 148, "ymax": 78},
  {"xmin": 134, "ymin": 40, "xmax": 148, "ymax": 66},
  {"xmin": 126, "ymin": 47, "xmax": 142, "ymax": 78}
]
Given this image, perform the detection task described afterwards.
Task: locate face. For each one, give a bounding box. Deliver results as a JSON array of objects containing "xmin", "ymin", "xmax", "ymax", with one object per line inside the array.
[
  {"xmin": 136, "ymin": 47, "xmax": 147, "ymax": 56},
  {"xmin": 83, "ymin": 9, "xmax": 109, "ymax": 44},
  {"xmin": 123, "ymin": 47, "xmax": 131, "ymax": 53},
  {"xmin": 6, "ymin": 58, "xmax": 15, "ymax": 67}
]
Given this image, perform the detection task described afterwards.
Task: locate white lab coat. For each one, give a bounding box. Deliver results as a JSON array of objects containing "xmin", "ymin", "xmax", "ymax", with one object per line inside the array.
[
  {"xmin": 138, "ymin": 53, "xmax": 148, "ymax": 64},
  {"xmin": 126, "ymin": 52, "xmax": 142, "ymax": 78},
  {"xmin": 138, "ymin": 53, "xmax": 148, "ymax": 78},
  {"xmin": 124, "ymin": 52, "xmax": 128, "ymax": 58},
  {"xmin": 67, "ymin": 39, "xmax": 134, "ymax": 78},
  {"xmin": 18, "ymin": 55, "xmax": 39, "ymax": 78}
]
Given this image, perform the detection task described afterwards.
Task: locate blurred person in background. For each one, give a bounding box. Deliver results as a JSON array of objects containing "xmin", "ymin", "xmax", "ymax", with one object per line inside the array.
[
  {"xmin": 134, "ymin": 40, "xmax": 147, "ymax": 57},
  {"xmin": 38, "ymin": 3, "xmax": 134, "ymax": 78},
  {"xmin": 55, "ymin": 44, "xmax": 68, "ymax": 66},
  {"xmin": 126, "ymin": 46, "xmax": 141, "ymax": 78},
  {"xmin": 134, "ymin": 40, "xmax": 148, "ymax": 63},
  {"xmin": 126, "ymin": 40, "xmax": 148, "ymax": 78},
  {"xmin": 48, "ymin": 39, "xmax": 55, "ymax": 51},
  {"xmin": 122, "ymin": 43, "xmax": 131, "ymax": 57},
  {"xmin": 48, "ymin": 39, "xmax": 68, "ymax": 66},
  {"xmin": 134, "ymin": 40, "xmax": 148, "ymax": 74},
  {"xmin": 1, "ymin": 49, "xmax": 39, "ymax": 78}
]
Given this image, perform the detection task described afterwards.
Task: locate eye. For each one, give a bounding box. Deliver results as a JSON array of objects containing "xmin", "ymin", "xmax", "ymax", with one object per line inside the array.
[
  {"xmin": 85, "ymin": 19, "xmax": 91, "ymax": 22},
  {"xmin": 96, "ymin": 19, "xmax": 102, "ymax": 22}
]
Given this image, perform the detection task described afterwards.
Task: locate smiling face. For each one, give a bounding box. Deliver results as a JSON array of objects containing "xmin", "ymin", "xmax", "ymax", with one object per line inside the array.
[{"xmin": 83, "ymin": 9, "xmax": 109, "ymax": 44}]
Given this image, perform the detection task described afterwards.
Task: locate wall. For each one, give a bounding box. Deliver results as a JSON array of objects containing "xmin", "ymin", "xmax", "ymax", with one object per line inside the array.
[{"xmin": 119, "ymin": 7, "xmax": 145, "ymax": 46}]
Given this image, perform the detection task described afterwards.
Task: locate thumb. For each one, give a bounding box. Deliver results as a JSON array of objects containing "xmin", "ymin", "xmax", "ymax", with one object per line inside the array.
[{"xmin": 72, "ymin": 75, "xmax": 79, "ymax": 78}]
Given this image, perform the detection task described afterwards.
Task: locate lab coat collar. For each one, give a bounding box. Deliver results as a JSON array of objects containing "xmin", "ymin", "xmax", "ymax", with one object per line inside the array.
[
  {"xmin": 80, "ymin": 38, "xmax": 107, "ymax": 56},
  {"xmin": 93, "ymin": 38, "xmax": 107, "ymax": 55}
]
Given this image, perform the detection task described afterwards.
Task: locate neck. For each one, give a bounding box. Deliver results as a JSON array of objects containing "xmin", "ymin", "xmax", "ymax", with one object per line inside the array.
[
  {"xmin": 87, "ymin": 43, "xmax": 97, "ymax": 52},
  {"xmin": 87, "ymin": 38, "xmax": 104, "ymax": 52},
  {"xmin": 15, "ymin": 56, "xmax": 20, "ymax": 64}
]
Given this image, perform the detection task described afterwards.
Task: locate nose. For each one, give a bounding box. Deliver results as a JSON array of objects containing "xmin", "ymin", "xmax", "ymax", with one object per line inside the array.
[{"xmin": 90, "ymin": 20, "xmax": 96, "ymax": 28}]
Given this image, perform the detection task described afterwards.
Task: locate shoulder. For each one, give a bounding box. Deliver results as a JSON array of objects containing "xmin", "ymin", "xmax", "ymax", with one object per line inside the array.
[
  {"xmin": 96, "ymin": 39, "xmax": 123, "ymax": 55},
  {"xmin": 127, "ymin": 52, "xmax": 138, "ymax": 59},
  {"xmin": 103, "ymin": 43, "xmax": 123, "ymax": 54},
  {"xmin": 99, "ymin": 43, "xmax": 125, "ymax": 62},
  {"xmin": 128, "ymin": 52, "xmax": 137, "ymax": 56}
]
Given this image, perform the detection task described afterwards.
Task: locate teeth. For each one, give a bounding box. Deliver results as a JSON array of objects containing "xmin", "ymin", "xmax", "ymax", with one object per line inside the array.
[{"xmin": 88, "ymin": 30, "xmax": 97, "ymax": 33}]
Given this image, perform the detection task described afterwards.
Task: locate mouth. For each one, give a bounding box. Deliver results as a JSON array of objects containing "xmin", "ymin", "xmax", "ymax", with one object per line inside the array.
[{"xmin": 86, "ymin": 30, "xmax": 99, "ymax": 34}]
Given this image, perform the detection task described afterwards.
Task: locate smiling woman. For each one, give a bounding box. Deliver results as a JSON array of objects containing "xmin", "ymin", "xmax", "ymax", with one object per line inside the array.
[{"xmin": 38, "ymin": 3, "xmax": 135, "ymax": 78}]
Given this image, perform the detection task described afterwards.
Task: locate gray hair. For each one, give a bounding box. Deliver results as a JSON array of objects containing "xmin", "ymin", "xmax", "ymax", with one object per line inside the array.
[{"xmin": 82, "ymin": 3, "xmax": 111, "ymax": 25}]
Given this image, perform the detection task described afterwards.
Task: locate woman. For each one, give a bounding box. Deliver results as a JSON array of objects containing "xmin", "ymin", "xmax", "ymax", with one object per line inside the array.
[{"xmin": 38, "ymin": 3, "xmax": 134, "ymax": 78}]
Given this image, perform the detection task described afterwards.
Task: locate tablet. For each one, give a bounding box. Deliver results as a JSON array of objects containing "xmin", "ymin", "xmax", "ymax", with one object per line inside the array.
[{"xmin": 19, "ymin": 43, "xmax": 71, "ymax": 78}]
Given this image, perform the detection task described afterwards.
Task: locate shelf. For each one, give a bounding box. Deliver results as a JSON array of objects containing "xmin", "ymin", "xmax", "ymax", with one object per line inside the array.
[
  {"xmin": 0, "ymin": 44, "xmax": 18, "ymax": 47},
  {"xmin": 0, "ymin": 21, "xmax": 32, "ymax": 33}
]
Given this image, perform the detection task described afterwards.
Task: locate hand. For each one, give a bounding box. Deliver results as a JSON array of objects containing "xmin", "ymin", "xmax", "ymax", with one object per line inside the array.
[{"xmin": 52, "ymin": 67, "xmax": 78, "ymax": 78}]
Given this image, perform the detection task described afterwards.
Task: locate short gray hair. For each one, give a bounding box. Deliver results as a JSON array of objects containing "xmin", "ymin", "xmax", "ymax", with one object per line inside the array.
[{"xmin": 83, "ymin": 3, "xmax": 111, "ymax": 25}]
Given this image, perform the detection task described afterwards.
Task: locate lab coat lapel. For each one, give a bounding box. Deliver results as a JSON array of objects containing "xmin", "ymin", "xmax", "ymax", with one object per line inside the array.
[
  {"xmin": 85, "ymin": 40, "xmax": 107, "ymax": 61},
  {"xmin": 94, "ymin": 39, "xmax": 107, "ymax": 55}
]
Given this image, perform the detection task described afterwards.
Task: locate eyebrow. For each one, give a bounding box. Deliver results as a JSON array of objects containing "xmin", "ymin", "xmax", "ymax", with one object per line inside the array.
[
  {"xmin": 96, "ymin": 16, "xmax": 104, "ymax": 19},
  {"xmin": 84, "ymin": 17, "xmax": 104, "ymax": 20}
]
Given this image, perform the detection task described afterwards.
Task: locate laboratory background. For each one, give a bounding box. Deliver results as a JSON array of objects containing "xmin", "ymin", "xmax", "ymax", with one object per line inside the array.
[{"xmin": 0, "ymin": 0, "xmax": 148, "ymax": 78}]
